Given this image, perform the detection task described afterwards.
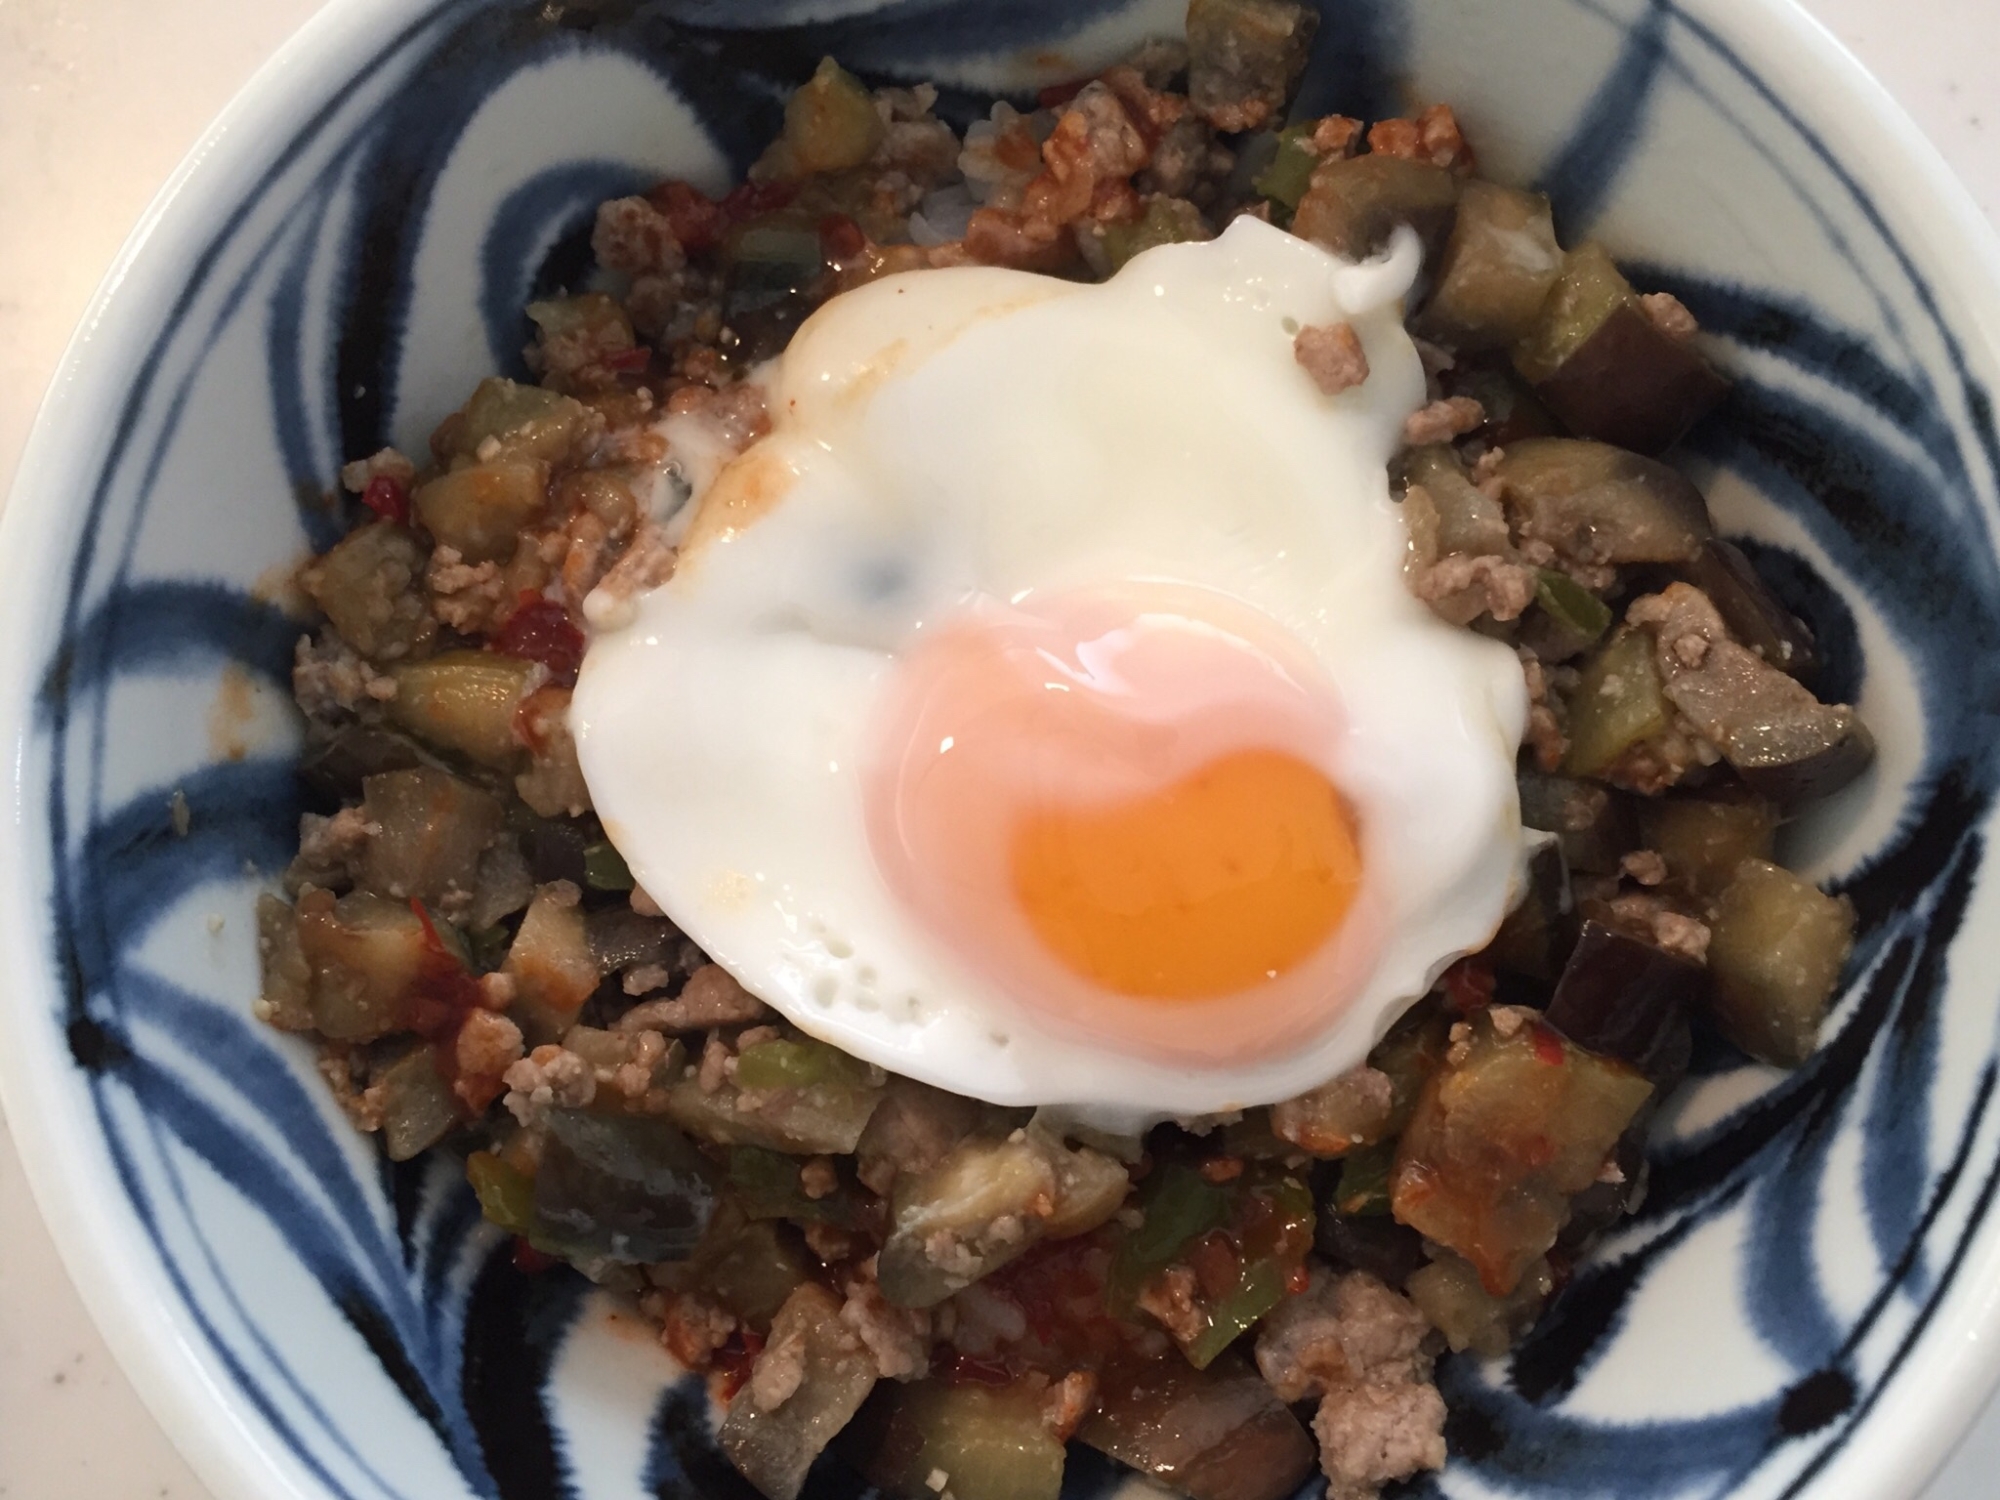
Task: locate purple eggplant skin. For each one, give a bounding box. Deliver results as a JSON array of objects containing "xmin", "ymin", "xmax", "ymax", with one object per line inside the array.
[
  {"xmin": 1734, "ymin": 718, "xmax": 1876, "ymax": 806},
  {"xmin": 1487, "ymin": 839, "xmax": 1577, "ymax": 982},
  {"xmin": 1517, "ymin": 771, "xmax": 1640, "ymax": 876},
  {"xmin": 1080, "ymin": 1352, "xmax": 1318, "ymax": 1500},
  {"xmin": 1534, "ymin": 302, "xmax": 1731, "ymax": 456},
  {"xmin": 1682, "ymin": 538, "xmax": 1820, "ymax": 684},
  {"xmin": 1544, "ymin": 920, "xmax": 1705, "ymax": 1084},
  {"xmin": 533, "ymin": 1109, "xmax": 719, "ymax": 1263},
  {"xmin": 1311, "ymin": 1186, "xmax": 1431, "ymax": 1291}
]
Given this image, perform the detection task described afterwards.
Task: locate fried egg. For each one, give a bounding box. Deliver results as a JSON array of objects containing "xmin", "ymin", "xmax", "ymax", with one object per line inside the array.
[{"xmin": 572, "ymin": 218, "xmax": 1528, "ymax": 1124}]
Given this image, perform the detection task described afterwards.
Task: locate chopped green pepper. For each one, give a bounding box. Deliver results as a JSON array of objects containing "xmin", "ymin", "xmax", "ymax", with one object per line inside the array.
[
  {"xmin": 1333, "ymin": 1139, "xmax": 1395, "ymax": 1217},
  {"xmin": 727, "ymin": 1144, "xmax": 863, "ymax": 1226},
  {"xmin": 581, "ymin": 838, "xmax": 634, "ymax": 892},
  {"xmin": 1178, "ymin": 1173, "xmax": 1316, "ymax": 1368},
  {"xmin": 1109, "ymin": 1162, "xmax": 1231, "ymax": 1307},
  {"xmin": 467, "ymin": 1149, "xmax": 537, "ymax": 1237},
  {"xmin": 735, "ymin": 1035, "xmax": 872, "ymax": 1092},
  {"xmin": 1535, "ymin": 569, "xmax": 1613, "ymax": 648},
  {"xmin": 1252, "ymin": 122, "xmax": 1318, "ymax": 213}
]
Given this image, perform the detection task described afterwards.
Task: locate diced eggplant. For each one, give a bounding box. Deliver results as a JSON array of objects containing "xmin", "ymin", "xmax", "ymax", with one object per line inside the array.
[
  {"xmin": 532, "ymin": 1108, "xmax": 717, "ymax": 1263},
  {"xmin": 877, "ymin": 1136, "xmax": 1058, "ymax": 1308},
  {"xmin": 1093, "ymin": 196, "xmax": 1212, "ymax": 275},
  {"xmin": 1683, "ymin": 538, "xmax": 1819, "ymax": 682},
  {"xmin": 1185, "ymin": 0, "xmax": 1318, "ymax": 134},
  {"xmin": 304, "ymin": 523, "xmax": 435, "ymax": 663},
  {"xmin": 1270, "ymin": 1069, "xmax": 1395, "ymax": 1156},
  {"xmin": 585, "ymin": 907, "xmax": 678, "ymax": 974},
  {"xmin": 1444, "ymin": 363, "xmax": 1559, "ymax": 445},
  {"xmin": 438, "ymin": 377, "xmax": 589, "ymax": 466},
  {"xmin": 721, "ymin": 218, "xmax": 829, "ymax": 365},
  {"xmin": 1418, "ymin": 181, "xmax": 1563, "ymax": 351},
  {"xmin": 1513, "ymin": 244, "xmax": 1727, "ymax": 455},
  {"xmin": 1400, "ymin": 445, "xmax": 1510, "ymax": 557},
  {"xmin": 503, "ymin": 883, "xmax": 601, "ymax": 1042},
  {"xmin": 358, "ymin": 767, "xmax": 503, "ymax": 906},
  {"xmin": 525, "ymin": 293, "xmax": 641, "ymax": 393},
  {"xmin": 1543, "ymin": 920, "xmax": 1703, "ymax": 1082},
  {"xmin": 255, "ymin": 892, "xmax": 314, "ymax": 1031},
  {"xmin": 1706, "ymin": 859, "xmax": 1855, "ymax": 1066},
  {"xmin": 1367, "ymin": 1000, "xmax": 1454, "ymax": 1136},
  {"xmin": 294, "ymin": 887, "xmax": 431, "ymax": 1040},
  {"xmin": 1516, "ymin": 772, "xmax": 1639, "ymax": 876},
  {"xmin": 467, "ymin": 1147, "xmax": 537, "ymax": 1237},
  {"xmin": 520, "ymin": 815, "xmax": 593, "ymax": 886},
  {"xmin": 1496, "ymin": 438, "xmax": 1713, "ymax": 566},
  {"xmin": 700, "ymin": 1215, "xmax": 813, "ymax": 1332},
  {"xmin": 1079, "ymin": 1352, "xmax": 1317, "ymax": 1500},
  {"xmin": 1731, "ymin": 719, "xmax": 1875, "ymax": 806},
  {"xmin": 1486, "ymin": 837, "xmax": 1575, "ymax": 982},
  {"xmin": 1638, "ymin": 793, "xmax": 1778, "ymax": 899},
  {"xmin": 720, "ymin": 1281, "xmax": 880, "ymax": 1500},
  {"xmin": 726, "ymin": 1144, "xmax": 868, "ymax": 1229},
  {"xmin": 856, "ymin": 1077, "xmax": 990, "ymax": 1196},
  {"xmin": 470, "ymin": 838, "xmax": 536, "ymax": 929},
  {"xmin": 1557, "ymin": 1125, "xmax": 1651, "ymax": 1251},
  {"xmin": 388, "ymin": 651, "xmax": 538, "ymax": 769},
  {"xmin": 1390, "ymin": 1008, "xmax": 1652, "ymax": 1294},
  {"xmin": 1312, "ymin": 1200, "xmax": 1429, "ymax": 1289},
  {"xmin": 851, "ymin": 1379, "xmax": 1066, "ymax": 1500},
  {"xmin": 297, "ymin": 720, "xmax": 442, "ymax": 803},
  {"xmin": 377, "ymin": 1042, "xmax": 463, "ymax": 1162},
  {"xmin": 1405, "ymin": 1250, "xmax": 1552, "ymax": 1358},
  {"xmin": 770, "ymin": 57, "xmax": 884, "ymax": 179},
  {"xmin": 413, "ymin": 459, "xmax": 549, "ymax": 564},
  {"xmin": 1562, "ymin": 628, "xmax": 1673, "ymax": 781},
  {"xmin": 667, "ymin": 1034, "xmax": 884, "ymax": 1156},
  {"xmin": 1039, "ymin": 1134, "xmax": 1132, "ymax": 1240},
  {"xmin": 1292, "ymin": 153, "xmax": 1461, "ymax": 262}
]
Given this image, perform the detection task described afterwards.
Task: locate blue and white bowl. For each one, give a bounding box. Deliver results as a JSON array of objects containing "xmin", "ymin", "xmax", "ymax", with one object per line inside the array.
[{"xmin": 5, "ymin": 1, "xmax": 2000, "ymax": 1497}]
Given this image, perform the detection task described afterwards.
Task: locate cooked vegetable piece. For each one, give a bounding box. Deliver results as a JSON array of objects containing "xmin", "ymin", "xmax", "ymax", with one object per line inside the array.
[
  {"xmin": 1331, "ymin": 1138, "xmax": 1396, "ymax": 1215},
  {"xmin": 1292, "ymin": 153, "xmax": 1461, "ymax": 262},
  {"xmin": 1406, "ymin": 1250, "xmax": 1553, "ymax": 1357},
  {"xmin": 1445, "ymin": 363, "xmax": 1559, "ymax": 444},
  {"xmin": 701, "ymin": 1217, "xmax": 812, "ymax": 1331},
  {"xmin": 441, "ymin": 377, "xmax": 589, "ymax": 465},
  {"xmin": 1706, "ymin": 860, "xmax": 1855, "ymax": 1066},
  {"xmin": 1366, "ymin": 1001, "xmax": 1454, "ymax": 1135},
  {"xmin": 1097, "ymin": 195, "xmax": 1212, "ymax": 272},
  {"xmin": 1185, "ymin": 0, "xmax": 1318, "ymax": 133},
  {"xmin": 1110, "ymin": 1161, "xmax": 1230, "ymax": 1299},
  {"xmin": 1513, "ymin": 243, "xmax": 1727, "ymax": 454},
  {"xmin": 503, "ymin": 884, "xmax": 601, "ymax": 1042},
  {"xmin": 1418, "ymin": 181, "xmax": 1563, "ymax": 350},
  {"xmin": 467, "ymin": 1148, "xmax": 537, "ymax": 1236},
  {"xmin": 305, "ymin": 523, "xmax": 435, "ymax": 662},
  {"xmin": 584, "ymin": 907, "xmax": 676, "ymax": 973},
  {"xmin": 856, "ymin": 1076, "xmax": 989, "ymax": 1194},
  {"xmin": 581, "ymin": 839, "xmax": 633, "ymax": 891},
  {"xmin": 1563, "ymin": 628, "xmax": 1672, "ymax": 780},
  {"xmin": 358, "ymin": 766, "xmax": 503, "ymax": 906},
  {"xmin": 413, "ymin": 459, "xmax": 548, "ymax": 564},
  {"xmin": 1401, "ymin": 445, "xmax": 1510, "ymax": 557},
  {"xmin": 1497, "ymin": 438, "xmax": 1713, "ymax": 565},
  {"xmin": 721, "ymin": 217, "xmax": 827, "ymax": 364},
  {"xmin": 1516, "ymin": 772, "xmax": 1639, "ymax": 875},
  {"xmin": 1312, "ymin": 1201, "xmax": 1429, "ymax": 1289},
  {"xmin": 256, "ymin": 892, "xmax": 313, "ymax": 1031},
  {"xmin": 294, "ymin": 887, "xmax": 430, "ymax": 1040},
  {"xmin": 667, "ymin": 1034, "xmax": 885, "ymax": 1155},
  {"xmin": 377, "ymin": 1042, "xmax": 462, "ymax": 1161},
  {"xmin": 1534, "ymin": 569, "xmax": 1612, "ymax": 652},
  {"xmin": 1079, "ymin": 1352, "xmax": 1317, "ymax": 1500},
  {"xmin": 1039, "ymin": 1133, "xmax": 1132, "ymax": 1239},
  {"xmin": 851, "ymin": 1379, "xmax": 1066, "ymax": 1500},
  {"xmin": 1390, "ymin": 1008, "xmax": 1652, "ymax": 1294},
  {"xmin": 720, "ymin": 1281, "xmax": 880, "ymax": 1500},
  {"xmin": 1251, "ymin": 122, "xmax": 1318, "ymax": 211},
  {"xmin": 533, "ymin": 1109, "xmax": 717, "ymax": 1263},
  {"xmin": 1639, "ymin": 794, "xmax": 1778, "ymax": 898},
  {"xmin": 388, "ymin": 651, "xmax": 538, "ymax": 769},
  {"xmin": 520, "ymin": 815, "xmax": 592, "ymax": 886},
  {"xmin": 297, "ymin": 720, "xmax": 445, "ymax": 804},
  {"xmin": 1270, "ymin": 1069, "xmax": 1395, "ymax": 1156},
  {"xmin": 1486, "ymin": 838, "xmax": 1575, "ymax": 981},
  {"xmin": 1683, "ymin": 538, "xmax": 1819, "ymax": 681},
  {"xmin": 773, "ymin": 57, "xmax": 884, "ymax": 179},
  {"xmin": 878, "ymin": 1135, "xmax": 1058, "ymax": 1308},
  {"xmin": 726, "ymin": 1145, "xmax": 865, "ymax": 1227},
  {"xmin": 1543, "ymin": 920, "xmax": 1702, "ymax": 1081}
]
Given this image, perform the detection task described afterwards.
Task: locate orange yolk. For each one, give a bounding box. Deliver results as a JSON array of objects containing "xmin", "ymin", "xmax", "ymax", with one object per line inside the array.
[{"xmin": 1011, "ymin": 748, "xmax": 1364, "ymax": 999}]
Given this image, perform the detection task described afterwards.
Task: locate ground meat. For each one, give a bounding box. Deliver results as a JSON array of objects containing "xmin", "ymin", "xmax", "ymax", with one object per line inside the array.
[
  {"xmin": 1313, "ymin": 1380, "xmax": 1449, "ymax": 1500},
  {"xmin": 966, "ymin": 83, "xmax": 1149, "ymax": 266},
  {"xmin": 1601, "ymin": 889, "xmax": 1712, "ymax": 962},
  {"xmin": 1621, "ymin": 850, "xmax": 1669, "ymax": 887},
  {"xmin": 1312, "ymin": 114, "xmax": 1366, "ymax": 157},
  {"xmin": 959, "ymin": 102, "xmax": 1046, "ymax": 211},
  {"xmin": 1601, "ymin": 715, "xmax": 1721, "ymax": 795},
  {"xmin": 1402, "ymin": 396, "xmax": 1486, "ymax": 446},
  {"xmin": 1254, "ymin": 1270, "xmax": 1434, "ymax": 1403},
  {"xmin": 1137, "ymin": 113, "xmax": 1228, "ymax": 200},
  {"xmin": 585, "ymin": 520, "xmax": 676, "ymax": 629},
  {"xmin": 317, "ymin": 1045, "xmax": 388, "ymax": 1133},
  {"xmin": 1641, "ymin": 290, "xmax": 1699, "ymax": 341},
  {"xmin": 650, "ymin": 1286, "xmax": 737, "ymax": 1370},
  {"xmin": 515, "ymin": 688, "xmax": 591, "ymax": 818},
  {"xmin": 1367, "ymin": 105, "xmax": 1474, "ymax": 173},
  {"xmin": 292, "ymin": 632, "xmax": 398, "ymax": 720},
  {"xmin": 339, "ymin": 446, "xmax": 416, "ymax": 495},
  {"xmin": 426, "ymin": 545, "xmax": 509, "ymax": 633},
  {"xmin": 592, "ymin": 195, "xmax": 687, "ymax": 278},
  {"xmin": 1295, "ymin": 321, "xmax": 1370, "ymax": 396},
  {"xmin": 800, "ymin": 1156, "xmax": 839, "ymax": 1200},
  {"xmin": 1137, "ymin": 1265, "xmax": 1205, "ymax": 1344},
  {"xmin": 1043, "ymin": 1371, "xmax": 1098, "ymax": 1441},
  {"xmin": 286, "ymin": 805, "xmax": 376, "ymax": 894},
  {"xmin": 1186, "ymin": 0, "xmax": 1317, "ymax": 133},
  {"xmin": 697, "ymin": 1032, "xmax": 733, "ymax": 1094},
  {"xmin": 805, "ymin": 1220, "xmax": 860, "ymax": 1265},
  {"xmin": 616, "ymin": 964, "xmax": 772, "ymax": 1034},
  {"xmin": 1271, "ymin": 1067, "xmax": 1395, "ymax": 1156},
  {"xmin": 841, "ymin": 1265, "xmax": 932, "ymax": 1380},
  {"xmin": 454, "ymin": 1011, "xmax": 525, "ymax": 1109},
  {"xmin": 748, "ymin": 1324, "xmax": 809, "ymax": 1411},
  {"xmin": 1412, "ymin": 553, "xmax": 1538, "ymax": 627},
  {"xmin": 502, "ymin": 1043, "xmax": 597, "ymax": 1126}
]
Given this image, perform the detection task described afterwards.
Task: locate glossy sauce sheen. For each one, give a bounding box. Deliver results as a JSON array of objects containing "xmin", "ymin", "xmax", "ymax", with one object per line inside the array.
[{"xmin": 572, "ymin": 219, "xmax": 1530, "ymax": 1125}]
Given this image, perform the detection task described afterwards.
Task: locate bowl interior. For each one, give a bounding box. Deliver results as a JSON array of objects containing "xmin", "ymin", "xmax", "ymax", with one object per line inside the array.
[{"xmin": 8, "ymin": 1, "xmax": 2000, "ymax": 1498}]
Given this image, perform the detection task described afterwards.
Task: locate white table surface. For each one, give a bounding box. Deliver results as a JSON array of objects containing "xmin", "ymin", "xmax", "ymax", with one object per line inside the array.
[{"xmin": 3, "ymin": 1, "xmax": 1999, "ymax": 1495}]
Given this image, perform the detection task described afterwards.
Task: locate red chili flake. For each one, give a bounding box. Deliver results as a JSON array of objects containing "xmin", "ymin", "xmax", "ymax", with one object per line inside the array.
[
  {"xmin": 1440, "ymin": 957, "xmax": 1496, "ymax": 1015},
  {"xmin": 648, "ymin": 180, "xmax": 725, "ymax": 254},
  {"xmin": 513, "ymin": 1238, "xmax": 558, "ymax": 1274},
  {"xmin": 818, "ymin": 213, "xmax": 867, "ymax": 266},
  {"xmin": 406, "ymin": 899, "xmax": 486, "ymax": 1058},
  {"xmin": 1286, "ymin": 1262, "xmax": 1313, "ymax": 1295},
  {"xmin": 1530, "ymin": 1023, "xmax": 1568, "ymax": 1068},
  {"xmin": 717, "ymin": 178, "xmax": 798, "ymax": 229},
  {"xmin": 1187, "ymin": 1230, "xmax": 1242, "ymax": 1302},
  {"xmin": 1037, "ymin": 78, "xmax": 1088, "ymax": 110},
  {"xmin": 601, "ymin": 345, "xmax": 651, "ymax": 375},
  {"xmin": 493, "ymin": 596, "xmax": 586, "ymax": 688},
  {"xmin": 360, "ymin": 474, "xmax": 409, "ymax": 524}
]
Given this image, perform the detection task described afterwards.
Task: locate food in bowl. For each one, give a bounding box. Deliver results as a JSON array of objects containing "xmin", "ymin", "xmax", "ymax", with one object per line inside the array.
[{"xmin": 255, "ymin": 4, "xmax": 1873, "ymax": 1497}]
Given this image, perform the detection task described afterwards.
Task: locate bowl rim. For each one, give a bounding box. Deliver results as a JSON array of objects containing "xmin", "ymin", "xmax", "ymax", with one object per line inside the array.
[{"xmin": 5, "ymin": 2, "xmax": 2000, "ymax": 1498}]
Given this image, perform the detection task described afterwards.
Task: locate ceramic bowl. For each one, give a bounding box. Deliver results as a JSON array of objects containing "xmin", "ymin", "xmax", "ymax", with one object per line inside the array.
[{"xmin": 6, "ymin": 1, "xmax": 2000, "ymax": 1498}]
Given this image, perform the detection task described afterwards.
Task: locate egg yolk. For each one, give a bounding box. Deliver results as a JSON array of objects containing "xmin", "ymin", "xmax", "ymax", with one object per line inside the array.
[
  {"xmin": 1012, "ymin": 748, "xmax": 1363, "ymax": 999},
  {"xmin": 864, "ymin": 585, "xmax": 1377, "ymax": 1056}
]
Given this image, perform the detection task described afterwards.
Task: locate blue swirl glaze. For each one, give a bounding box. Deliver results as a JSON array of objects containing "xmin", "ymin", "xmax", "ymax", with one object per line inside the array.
[{"xmin": 28, "ymin": 0, "xmax": 2000, "ymax": 1496}]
